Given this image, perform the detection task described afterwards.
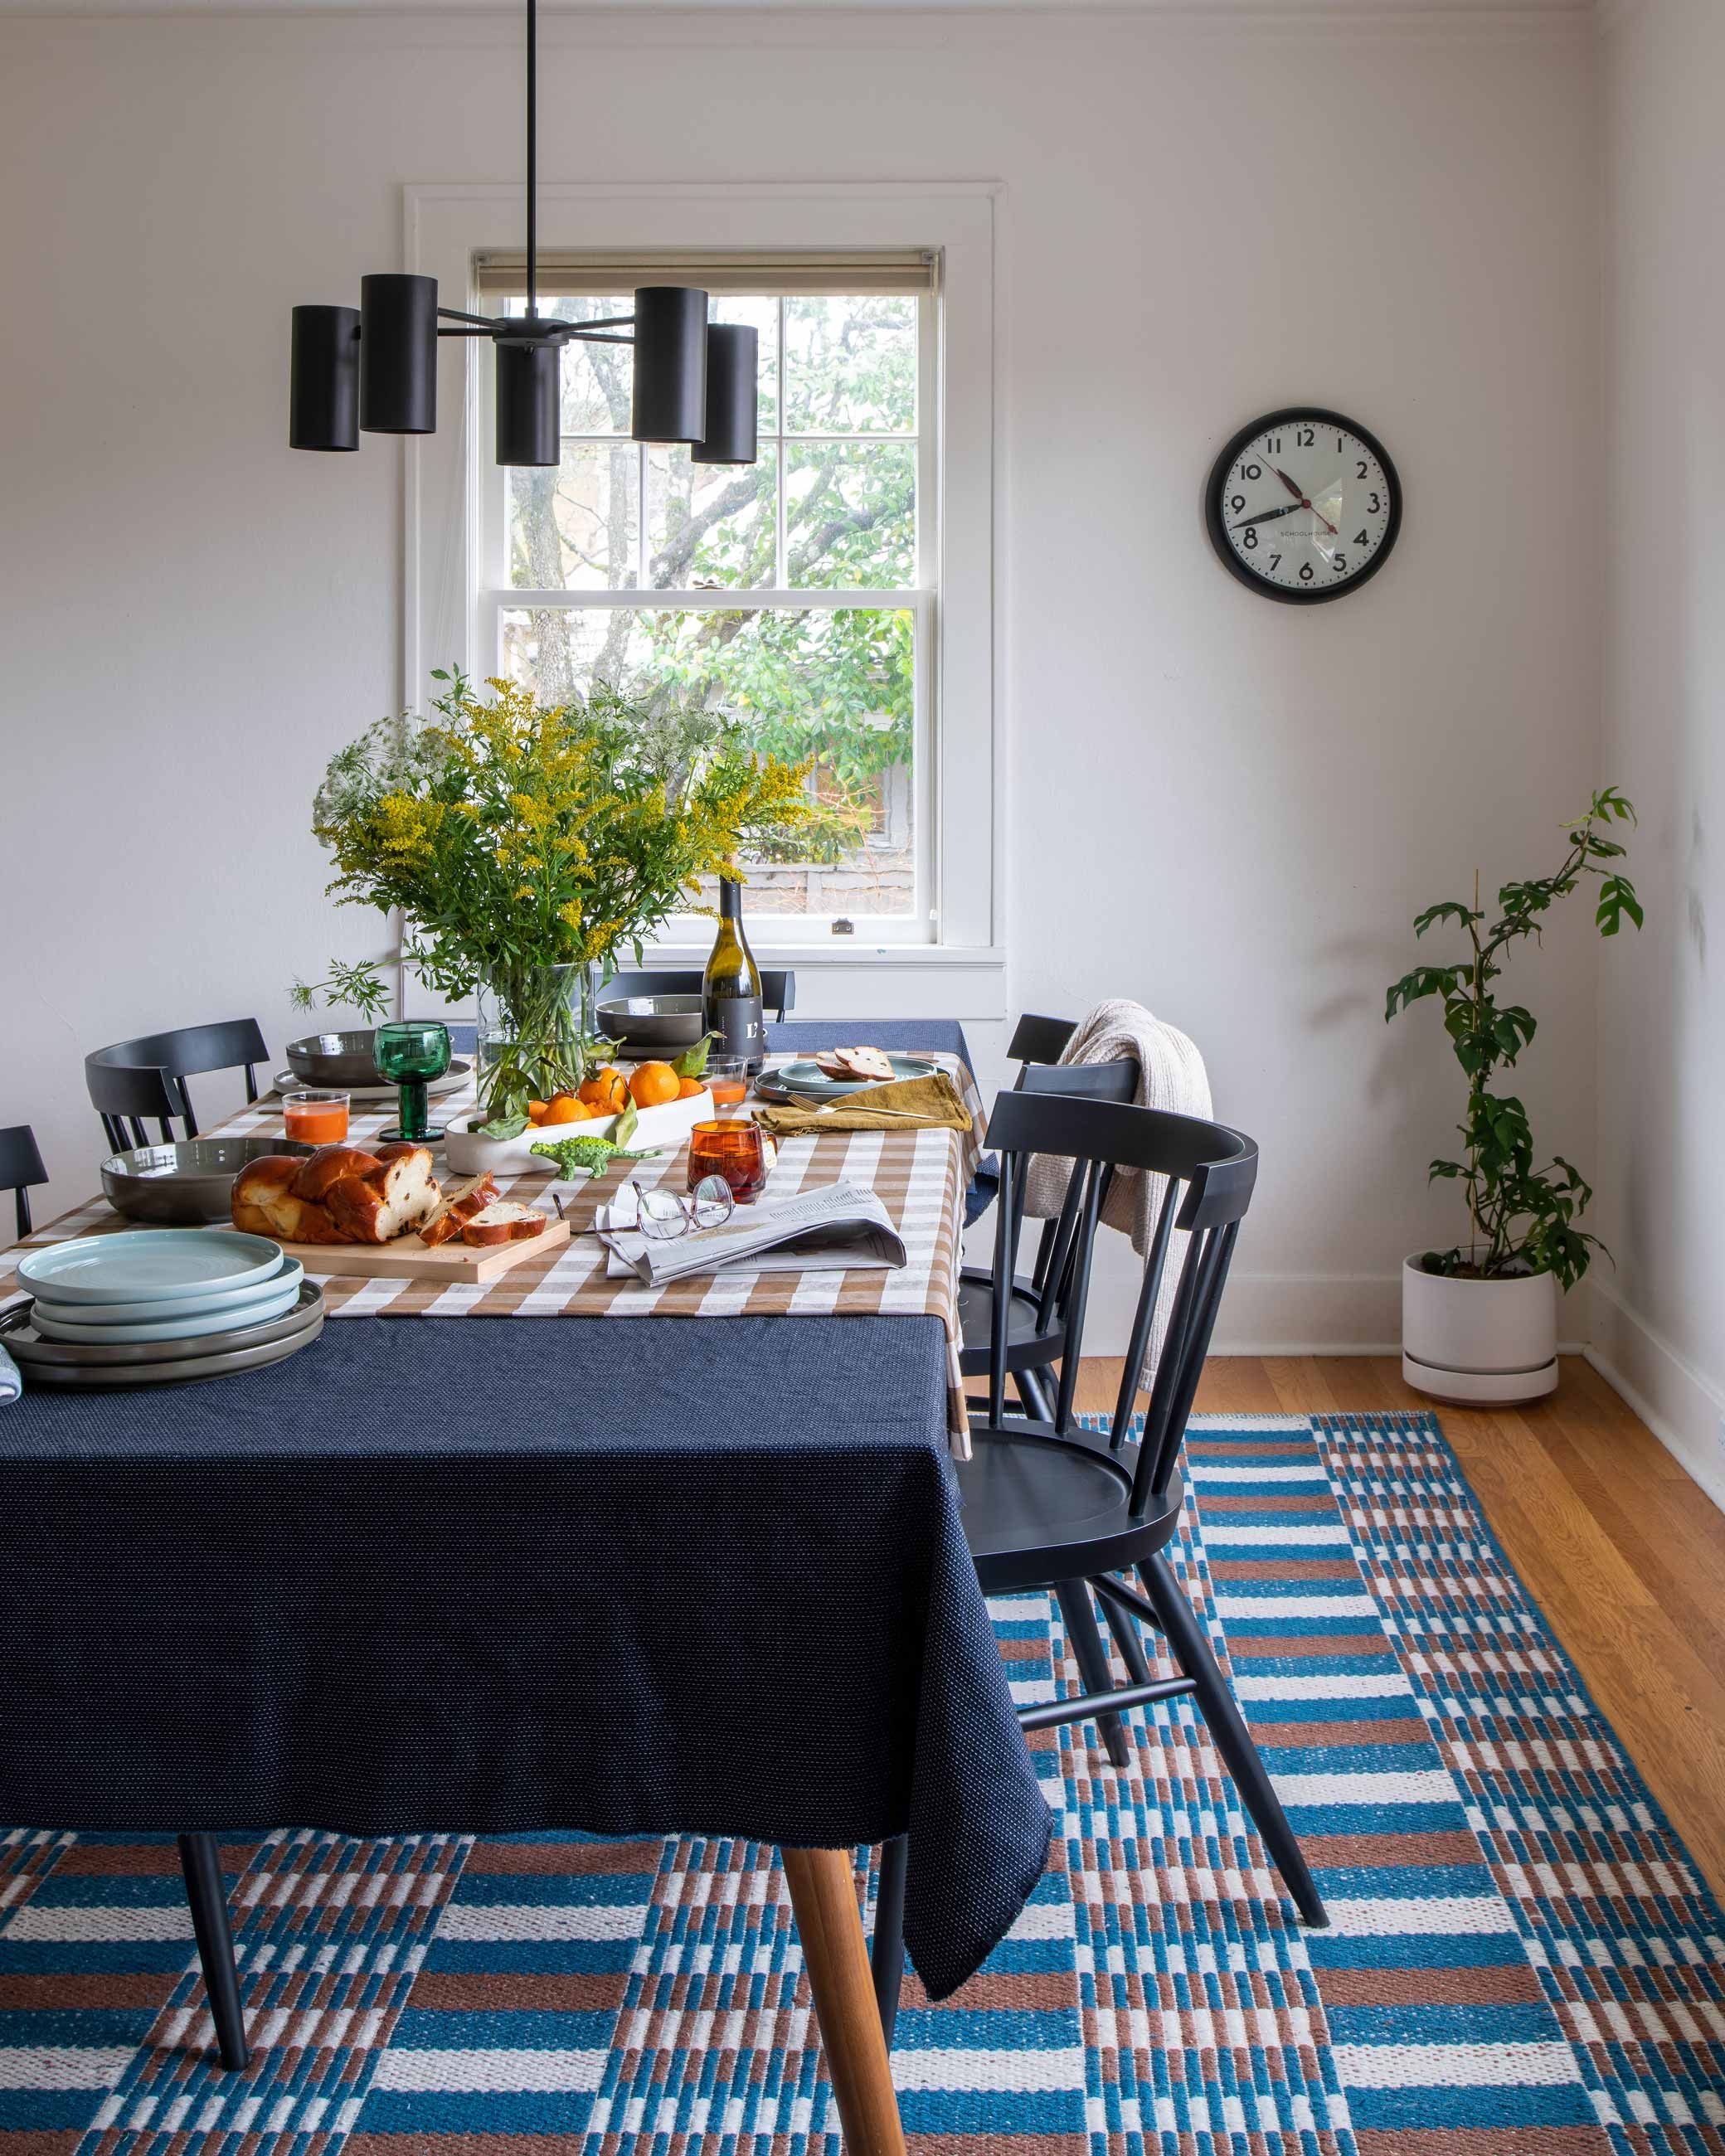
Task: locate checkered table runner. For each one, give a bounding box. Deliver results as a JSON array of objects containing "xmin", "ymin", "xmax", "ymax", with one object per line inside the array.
[{"xmin": 2, "ymin": 1055, "xmax": 984, "ymax": 1447}]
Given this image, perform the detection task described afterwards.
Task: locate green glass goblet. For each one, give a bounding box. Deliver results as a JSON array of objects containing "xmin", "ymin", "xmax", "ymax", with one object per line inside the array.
[{"xmin": 376, "ymin": 1020, "xmax": 452, "ymax": 1144}]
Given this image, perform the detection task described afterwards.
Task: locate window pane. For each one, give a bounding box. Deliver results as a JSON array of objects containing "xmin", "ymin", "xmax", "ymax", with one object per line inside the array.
[
  {"xmin": 510, "ymin": 443, "xmax": 639, "ymax": 590},
  {"xmin": 505, "ymin": 294, "xmax": 635, "ymax": 434},
  {"xmin": 647, "ymin": 447, "xmax": 777, "ymax": 590},
  {"xmin": 499, "ymin": 605, "xmax": 916, "ymax": 917},
  {"xmin": 786, "ymin": 443, "xmax": 916, "ymax": 589},
  {"xmin": 784, "ymin": 295, "xmax": 916, "ymax": 434}
]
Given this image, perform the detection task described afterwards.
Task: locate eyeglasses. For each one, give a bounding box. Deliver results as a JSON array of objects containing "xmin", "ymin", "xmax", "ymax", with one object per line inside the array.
[{"xmin": 628, "ymin": 1175, "xmax": 736, "ymax": 1241}]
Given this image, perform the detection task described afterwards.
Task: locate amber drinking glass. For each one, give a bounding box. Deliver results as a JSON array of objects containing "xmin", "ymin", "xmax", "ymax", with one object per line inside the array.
[
  {"xmin": 376, "ymin": 1020, "xmax": 452, "ymax": 1144},
  {"xmin": 688, "ymin": 1119, "xmax": 767, "ymax": 1204}
]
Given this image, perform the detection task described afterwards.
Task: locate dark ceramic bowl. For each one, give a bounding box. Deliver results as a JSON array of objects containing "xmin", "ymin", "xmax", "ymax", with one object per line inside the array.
[
  {"xmin": 100, "ymin": 1137, "xmax": 317, "ymax": 1226},
  {"xmin": 285, "ymin": 1031, "xmax": 383, "ymax": 1087},
  {"xmin": 596, "ymin": 996, "xmax": 707, "ymax": 1052}
]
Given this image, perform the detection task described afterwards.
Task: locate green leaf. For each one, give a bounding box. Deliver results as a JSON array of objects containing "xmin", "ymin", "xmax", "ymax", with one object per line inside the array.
[
  {"xmin": 673, "ymin": 1032, "xmax": 716, "ymax": 1079},
  {"xmin": 613, "ymin": 1100, "xmax": 639, "ymax": 1148},
  {"xmin": 476, "ymin": 1114, "xmax": 530, "ymax": 1141},
  {"xmin": 1412, "ymin": 901, "xmax": 1478, "ymax": 938},
  {"xmin": 1596, "ymin": 874, "xmax": 1645, "ymax": 935}
]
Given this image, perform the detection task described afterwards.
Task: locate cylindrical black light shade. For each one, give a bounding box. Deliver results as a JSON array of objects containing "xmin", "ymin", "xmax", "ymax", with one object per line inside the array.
[
  {"xmin": 289, "ymin": 304, "xmax": 360, "ymax": 451},
  {"xmin": 496, "ymin": 341, "xmax": 561, "ymax": 467},
  {"xmin": 691, "ymin": 323, "xmax": 760, "ymax": 466},
  {"xmin": 359, "ymin": 273, "xmax": 438, "ymax": 435},
  {"xmin": 630, "ymin": 286, "xmax": 708, "ymax": 443}
]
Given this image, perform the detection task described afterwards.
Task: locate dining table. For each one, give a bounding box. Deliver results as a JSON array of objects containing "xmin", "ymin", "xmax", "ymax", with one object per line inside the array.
[{"xmin": 0, "ymin": 1021, "xmax": 1052, "ymax": 2156}]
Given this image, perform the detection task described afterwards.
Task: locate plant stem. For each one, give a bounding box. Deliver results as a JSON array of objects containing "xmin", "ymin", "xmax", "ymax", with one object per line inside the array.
[{"xmin": 1467, "ymin": 866, "xmax": 1489, "ymax": 1265}]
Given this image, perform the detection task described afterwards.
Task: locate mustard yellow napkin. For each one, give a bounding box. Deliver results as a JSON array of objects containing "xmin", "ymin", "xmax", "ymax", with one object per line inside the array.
[{"xmin": 752, "ymin": 1070, "xmax": 974, "ymax": 1138}]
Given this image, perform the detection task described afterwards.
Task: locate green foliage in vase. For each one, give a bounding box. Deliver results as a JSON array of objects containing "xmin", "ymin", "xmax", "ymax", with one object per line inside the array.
[
  {"xmin": 307, "ymin": 668, "xmax": 811, "ymax": 1119},
  {"xmin": 1385, "ymin": 787, "xmax": 1643, "ymax": 1289},
  {"xmin": 289, "ymin": 958, "xmax": 392, "ymax": 1024}
]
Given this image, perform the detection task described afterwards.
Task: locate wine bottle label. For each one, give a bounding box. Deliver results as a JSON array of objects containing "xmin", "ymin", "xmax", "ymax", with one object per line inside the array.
[{"xmin": 712, "ymin": 998, "xmax": 765, "ymax": 1063}]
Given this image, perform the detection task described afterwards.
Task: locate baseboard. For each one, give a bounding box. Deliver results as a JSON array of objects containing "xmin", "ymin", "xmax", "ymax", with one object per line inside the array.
[{"xmin": 1585, "ymin": 1280, "xmax": 1725, "ymax": 1517}]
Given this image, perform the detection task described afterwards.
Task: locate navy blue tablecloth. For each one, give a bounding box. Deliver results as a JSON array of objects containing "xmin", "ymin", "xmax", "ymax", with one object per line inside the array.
[{"xmin": 0, "ymin": 1022, "xmax": 1046, "ymax": 2002}]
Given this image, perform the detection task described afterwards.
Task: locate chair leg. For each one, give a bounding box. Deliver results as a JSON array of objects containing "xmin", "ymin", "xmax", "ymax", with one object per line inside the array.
[
  {"xmin": 1094, "ymin": 1576, "xmax": 1155, "ymax": 1688},
  {"xmin": 1136, "ymin": 1556, "xmax": 1328, "ymax": 1925},
  {"xmin": 871, "ymin": 1836, "xmax": 907, "ymax": 2050},
  {"xmin": 1015, "ymin": 1366, "xmax": 1054, "ymax": 1420},
  {"xmin": 176, "ymin": 1833, "xmax": 250, "ymax": 2070},
  {"xmin": 1053, "ymin": 1581, "xmax": 1130, "ymax": 1770}
]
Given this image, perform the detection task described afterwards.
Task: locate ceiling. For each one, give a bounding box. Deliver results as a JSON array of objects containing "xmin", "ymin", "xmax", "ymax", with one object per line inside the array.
[{"xmin": 0, "ymin": 0, "xmax": 1596, "ymax": 14}]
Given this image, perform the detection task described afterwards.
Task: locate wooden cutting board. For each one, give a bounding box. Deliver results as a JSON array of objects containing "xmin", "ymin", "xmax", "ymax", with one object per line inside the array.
[{"xmin": 275, "ymin": 1215, "xmax": 571, "ymax": 1282}]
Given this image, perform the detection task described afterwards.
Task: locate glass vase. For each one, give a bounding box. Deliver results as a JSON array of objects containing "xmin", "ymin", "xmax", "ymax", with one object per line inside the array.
[{"xmin": 474, "ymin": 961, "xmax": 602, "ymax": 1125}]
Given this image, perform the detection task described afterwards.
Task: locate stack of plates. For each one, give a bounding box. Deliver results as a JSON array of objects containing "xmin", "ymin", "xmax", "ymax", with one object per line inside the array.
[{"xmin": 3, "ymin": 1229, "xmax": 324, "ymax": 1387}]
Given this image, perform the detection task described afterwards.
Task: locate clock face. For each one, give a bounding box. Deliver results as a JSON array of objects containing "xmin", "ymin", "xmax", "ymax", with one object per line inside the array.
[{"xmin": 1205, "ymin": 409, "xmax": 1401, "ymax": 604}]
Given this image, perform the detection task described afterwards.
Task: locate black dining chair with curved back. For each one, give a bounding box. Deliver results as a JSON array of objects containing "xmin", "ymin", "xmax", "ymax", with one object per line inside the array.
[
  {"xmin": 872, "ymin": 1090, "xmax": 1326, "ymax": 2046},
  {"xmin": 599, "ymin": 968, "xmax": 796, "ymax": 1025},
  {"xmin": 1, "ymin": 1125, "xmax": 49, "ymax": 1241},
  {"xmin": 85, "ymin": 1020, "xmax": 270, "ymax": 1152}
]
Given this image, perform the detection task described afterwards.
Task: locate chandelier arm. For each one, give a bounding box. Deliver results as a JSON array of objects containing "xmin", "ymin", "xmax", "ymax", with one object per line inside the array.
[
  {"xmin": 526, "ymin": 0, "xmax": 537, "ymax": 318},
  {"xmin": 438, "ymin": 306, "xmax": 505, "ymax": 328},
  {"xmin": 437, "ymin": 328, "xmax": 499, "ymax": 339}
]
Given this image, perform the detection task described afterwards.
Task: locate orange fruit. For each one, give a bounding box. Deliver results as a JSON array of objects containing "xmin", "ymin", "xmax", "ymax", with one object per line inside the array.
[
  {"xmin": 578, "ymin": 1067, "xmax": 628, "ymax": 1114},
  {"xmin": 541, "ymin": 1094, "xmax": 589, "ymax": 1125},
  {"xmin": 527, "ymin": 1099, "xmax": 550, "ymax": 1125},
  {"xmin": 676, "ymin": 1076, "xmax": 703, "ymax": 1099},
  {"xmin": 629, "ymin": 1060, "xmax": 681, "ymax": 1109}
]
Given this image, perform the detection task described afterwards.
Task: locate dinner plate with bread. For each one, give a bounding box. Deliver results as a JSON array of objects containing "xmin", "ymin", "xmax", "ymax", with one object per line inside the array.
[
  {"xmin": 231, "ymin": 1142, "xmax": 569, "ymax": 1280},
  {"xmin": 754, "ymin": 1046, "xmax": 937, "ymax": 1106}
]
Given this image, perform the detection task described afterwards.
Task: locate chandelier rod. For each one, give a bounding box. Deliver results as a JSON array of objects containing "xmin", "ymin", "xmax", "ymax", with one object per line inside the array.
[{"xmin": 526, "ymin": 0, "xmax": 537, "ymax": 319}]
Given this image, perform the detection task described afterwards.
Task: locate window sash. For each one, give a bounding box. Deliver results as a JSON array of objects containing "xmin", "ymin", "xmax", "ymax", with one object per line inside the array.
[{"xmin": 479, "ymin": 281, "xmax": 937, "ymax": 940}]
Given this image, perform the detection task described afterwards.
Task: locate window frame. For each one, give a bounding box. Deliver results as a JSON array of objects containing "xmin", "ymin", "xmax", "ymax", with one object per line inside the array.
[
  {"xmin": 475, "ymin": 284, "xmax": 936, "ymax": 945},
  {"xmin": 405, "ymin": 182, "xmax": 1000, "ymax": 968}
]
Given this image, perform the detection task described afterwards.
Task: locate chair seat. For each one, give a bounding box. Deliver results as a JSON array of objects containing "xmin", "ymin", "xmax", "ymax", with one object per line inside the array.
[
  {"xmin": 955, "ymin": 1422, "xmax": 1183, "ymax": 1594},
  {"xmin": 956, "ymin": 1275, "xmax": 1065, "ymax": 1374}
]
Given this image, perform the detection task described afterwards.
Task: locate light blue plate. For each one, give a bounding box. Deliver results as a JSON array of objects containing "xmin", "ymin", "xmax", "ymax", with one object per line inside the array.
[
  {"xmin": 16, "ymin": 1229, "xmax": 285, "ymax": 1306},
  {"xmin": 29, "ymin": 1279, "xmax": 303, "ymax": 1345},
  {"xmin": 762, "ymin": 1054, "xmax": 935, "ymax": 1103},
  {"xmin": 28, "ymin": 1256, "xmax": 304, "ymax": 1329}
]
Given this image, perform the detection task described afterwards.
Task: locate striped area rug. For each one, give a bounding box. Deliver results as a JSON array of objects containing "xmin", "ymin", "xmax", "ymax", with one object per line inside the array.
[{"xmin": 2, "ymin": 1411, "xmax": 1721, "ymax": 2155}]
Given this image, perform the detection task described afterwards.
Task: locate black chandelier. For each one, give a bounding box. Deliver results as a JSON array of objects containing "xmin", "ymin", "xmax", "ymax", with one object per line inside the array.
[{"xmin": 289, "ymin": 0, "xmax": 758, "ymax": 469}]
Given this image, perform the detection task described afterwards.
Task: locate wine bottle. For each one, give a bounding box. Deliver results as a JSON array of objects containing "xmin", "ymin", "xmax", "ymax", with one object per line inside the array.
[{"xmin": 703, "ymin": 872, "xmax": 766, "ymax": 1075}]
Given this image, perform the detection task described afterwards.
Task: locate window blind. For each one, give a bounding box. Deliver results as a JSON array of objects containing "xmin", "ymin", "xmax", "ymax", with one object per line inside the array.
[{"xmin": 474, "ymin": 250, "xmax": 937, "ymax": 299}]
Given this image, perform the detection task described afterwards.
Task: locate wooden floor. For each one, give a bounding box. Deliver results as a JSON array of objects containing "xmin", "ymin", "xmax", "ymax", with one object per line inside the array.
[{"xmin": 1074, "ymin": 1353, "xmax": 1725, "ymax": 1903}]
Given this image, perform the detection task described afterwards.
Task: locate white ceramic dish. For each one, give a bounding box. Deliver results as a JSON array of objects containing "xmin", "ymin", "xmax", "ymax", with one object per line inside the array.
[
  {"xmin": 443, "ymin": 1085, "xmax": 716, "ymax": 1176},
  {"xmin": 16, "ymin": 1229, "xmax": 285, "ymax": 1306},
  {"xmin": 27, "ymin": 1255, "xmax": 304, "ymax": 1329},
  {"xmin": 29, "ymin": 1279, "xmax": 303, "ymax": 1344}
]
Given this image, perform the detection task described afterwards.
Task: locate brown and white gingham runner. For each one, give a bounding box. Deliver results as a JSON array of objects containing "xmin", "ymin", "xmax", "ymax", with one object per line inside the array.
[{"xmin": 2, "ymin": 1055, "xmax": 984, "ymax": 1449}]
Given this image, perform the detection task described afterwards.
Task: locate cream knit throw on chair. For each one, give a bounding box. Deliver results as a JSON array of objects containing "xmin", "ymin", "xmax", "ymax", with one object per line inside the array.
[{"xmin": 1023, "ymin": 998, "xmax": 1213, "ymax": 1393}]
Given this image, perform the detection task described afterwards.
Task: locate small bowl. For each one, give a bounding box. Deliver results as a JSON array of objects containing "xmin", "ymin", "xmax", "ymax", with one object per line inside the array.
[
  {"xmin": 101, "ymin": 1136, "xmax": 317, "ymax": 1226},
  {"xmin": 285, "ymin": 1030, "xmax": 383, "ymax": 1088},
  {"xmin": 595, "ymin": 996, "xmax": 707, "ymax": 1052}
]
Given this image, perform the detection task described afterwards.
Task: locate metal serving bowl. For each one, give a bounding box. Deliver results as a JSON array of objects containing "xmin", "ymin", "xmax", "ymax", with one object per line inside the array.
[
  {"xmin": 595, "ymin": 995, "xmax": 707, "ymax": 1053},
  {"xmin": 285, "ymin": 1030, "xmax": 383, "ymax": 1087},
  {"xmin": 100, "ymin": 1137, "xmax": 317, "ymax": 1226}
]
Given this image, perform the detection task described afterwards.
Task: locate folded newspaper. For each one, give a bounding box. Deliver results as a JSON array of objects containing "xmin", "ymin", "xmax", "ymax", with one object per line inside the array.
[{"xmin": 598, "ymin": 1179, "xmax": 908, "ymax": 1288}]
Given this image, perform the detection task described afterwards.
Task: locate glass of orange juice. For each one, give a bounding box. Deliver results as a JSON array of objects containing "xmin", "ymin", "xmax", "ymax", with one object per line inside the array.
[{"xmin": 283, "ymin": 1090, "xmax": 351, "ymax": 1145}]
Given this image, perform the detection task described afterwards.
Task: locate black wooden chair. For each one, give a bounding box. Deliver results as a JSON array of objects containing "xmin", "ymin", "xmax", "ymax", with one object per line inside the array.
[
  {"xmin": 872, "ymin": 1090, "xmax": 1326, "ymax": 2045},
  {"xmin": 85, "ymin": 1019, "xmax": 270, "ymax": 1151},
  {"xmin": 1, "ymin": 1125, "xmax": 49, "ymax": 1240},
  {"xmin": 599, "ymin": 967, "xmax": 795, "ymax": 1024},
  {"xmin": 960, "ymin": 1013, "xmax": 1141, "ymax": 1425}
]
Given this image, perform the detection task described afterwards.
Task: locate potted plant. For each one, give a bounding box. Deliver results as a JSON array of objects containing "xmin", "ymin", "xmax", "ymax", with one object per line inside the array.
[
  {"xmin": 1385, "ymin": 787, "xmax": 1642, "ymax": 1403},
  {"xmin": 304, "ymin": 668, "xmax": 811, "ymax": 1165}
]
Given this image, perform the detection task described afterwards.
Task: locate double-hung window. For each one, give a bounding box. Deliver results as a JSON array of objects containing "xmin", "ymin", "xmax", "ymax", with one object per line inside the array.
[{"xmin": 474, "ymin": 253, "xmax": 936, "ymax": 942}]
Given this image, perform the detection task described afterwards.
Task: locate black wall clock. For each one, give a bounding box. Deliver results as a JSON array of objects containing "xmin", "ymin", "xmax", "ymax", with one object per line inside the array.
[{"xmin": 1205, "ymin": 408, "xmax": 1402, "ymax": 604}]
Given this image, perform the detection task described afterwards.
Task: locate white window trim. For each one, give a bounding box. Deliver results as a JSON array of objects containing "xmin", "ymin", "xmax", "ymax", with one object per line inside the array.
[{"xmin": 403, "ymin": 181, "xmax": 1001, "ymax": 968}]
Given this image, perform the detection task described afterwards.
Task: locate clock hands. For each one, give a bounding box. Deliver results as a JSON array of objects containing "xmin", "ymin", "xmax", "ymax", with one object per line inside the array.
[
  {"xmin": 1251, "ymin": 459, "xmax": 1339, "ymax": 538},
  {"xmin": 1228, "ymin": 503, "xmax": 1307, "ymax": 530}
]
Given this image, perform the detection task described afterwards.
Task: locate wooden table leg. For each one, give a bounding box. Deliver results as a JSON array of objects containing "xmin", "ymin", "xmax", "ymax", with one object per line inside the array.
[{"xmin": 780, "ymin": 1846, "xmax": 906, "ymax": 2156}]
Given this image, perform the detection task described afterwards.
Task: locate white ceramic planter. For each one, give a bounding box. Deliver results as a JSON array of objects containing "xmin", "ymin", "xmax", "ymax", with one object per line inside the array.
[
  {"xmin": 443, "ymin": 1087, "xmax": 716, "ymax": 1178},
  {"xmin": 1401, "ymin": 1253, "xmax": 1558, "ymax": 1404}
]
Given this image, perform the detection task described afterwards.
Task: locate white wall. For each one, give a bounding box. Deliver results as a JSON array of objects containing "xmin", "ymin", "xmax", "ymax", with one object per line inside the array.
[
  {"xmin": 0, "ymin": 6, "xmax": 1603, "ymax": 1361},
  {"xmin": 1592, "ymin": 0, "xmax": 1725, "ymax": 1508}
]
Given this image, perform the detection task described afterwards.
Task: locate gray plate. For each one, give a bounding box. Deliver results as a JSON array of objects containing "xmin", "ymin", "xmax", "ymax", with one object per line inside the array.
[
  {"xmin": 285, "ymin": 1030, "xmax": 382, "ymax": 1087},
  {"xmin": 270, "ymin": 1060, "xmax": 469, "ymax": 1106},
  {"xmin": 101, "ymin": 1136, "xmax": 316, "ymax": 1226},
  {"xmin": 597, "ymin": 996, "xmax": 707, "ymax": 1052},
  {"xmin": 755, "ymin": 1053, "xmax": 935, "ymax": 1104},
  {"xmin": 2, "ymin": 1282, "xmax": 324, "ymax": 1367}
]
